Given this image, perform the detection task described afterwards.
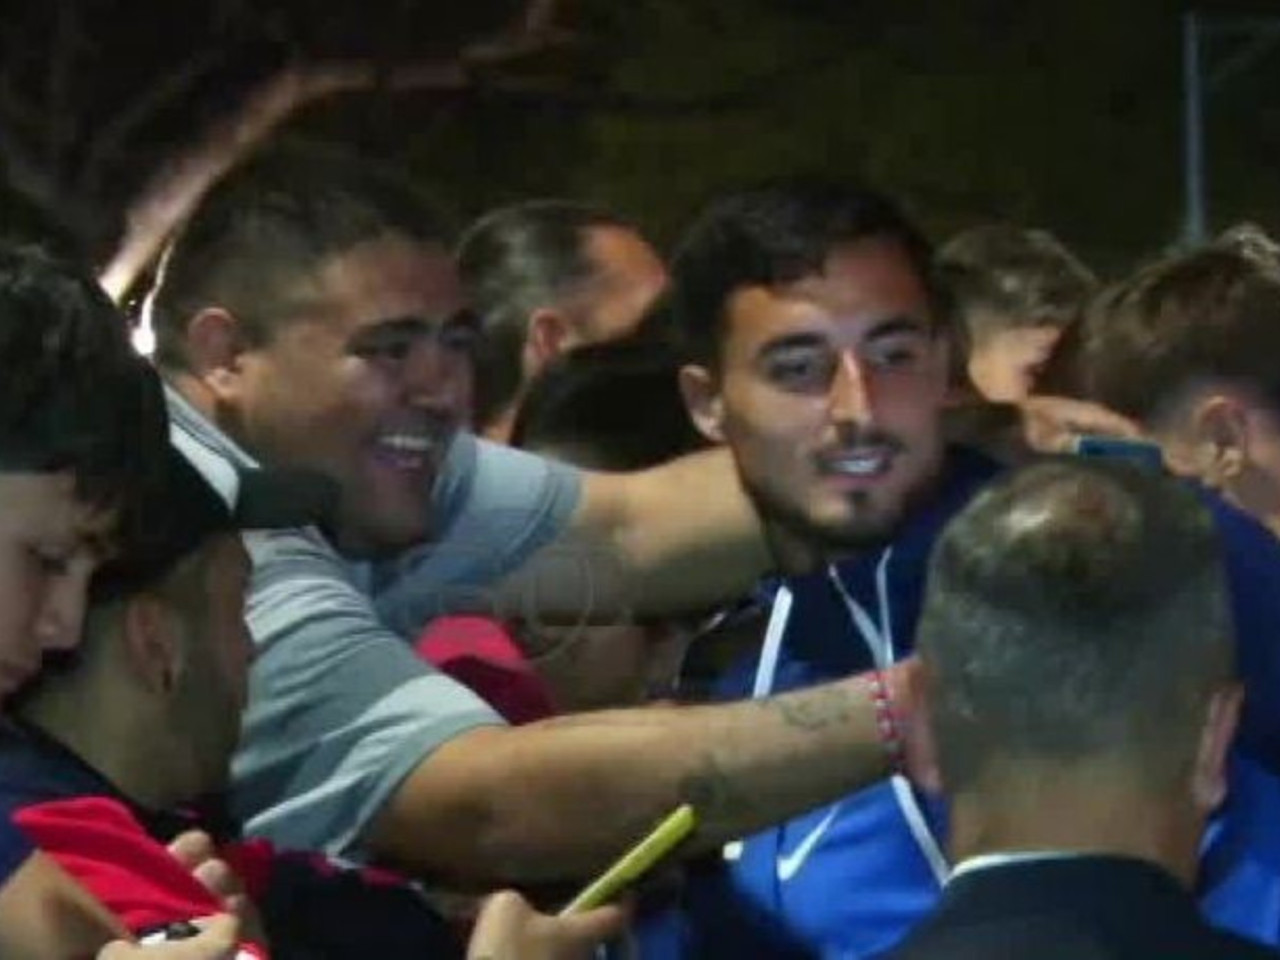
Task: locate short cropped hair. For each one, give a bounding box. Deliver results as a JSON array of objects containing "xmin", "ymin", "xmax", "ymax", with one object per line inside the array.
[
  {"xmin": 1079, "ymin": 230, "xmax": 1280, "ymax": 424},
  {"xmin": 0, "ymin": 242, "xmax": 167, "ymax": 516},
  {"xmin": 511, "ymin": 335, "xmax": 706, "ymax": 470},
  {"xmin": 458, "ymin": 200, "xmax": 637, "ymax": 427},
  {"xmin": 937, "ymin": 225, "xmax": 1097, "ymax": 346},
  {"xmin": 670, "ymin": 177, "xmax": 941, "ymax": 366},
  {"xmin": 918, "ymin": 458, "xmax": 1230, "ymax": 794},
  {"xmin": 150, "ymin": 143, "xmax": 452, "ymax": 371}
]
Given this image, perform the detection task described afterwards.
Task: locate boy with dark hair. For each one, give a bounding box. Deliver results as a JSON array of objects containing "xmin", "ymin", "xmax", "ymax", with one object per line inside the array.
[
  {"xmin": 4, "ymin": 440, "xmax": 625, "ymax": 960},
  {"xmin": 0, "ymin": 241, "xmax": 238, "ymax": 958},
  {"xmin": 5, "ymin": 451, "xmax": 317, "ymax": 958}
]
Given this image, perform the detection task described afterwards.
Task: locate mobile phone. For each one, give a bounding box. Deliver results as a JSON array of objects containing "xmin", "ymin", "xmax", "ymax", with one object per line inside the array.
[
  {"xmin": 138, "ymin": 921, "xmax": 202, "ymax": 945},
  {"xmin": 1070, "ymin": 434, "xmax": 1164, "ymax": 468},
  {"xmin": 559, "ymin": 804, "xmax": 697, "ymax": 915}
]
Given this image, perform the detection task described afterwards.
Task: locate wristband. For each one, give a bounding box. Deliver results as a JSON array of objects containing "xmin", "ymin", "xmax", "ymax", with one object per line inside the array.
[{"xmin": 864, "ymin": 668, "xmax": 905, "ymax": 775}]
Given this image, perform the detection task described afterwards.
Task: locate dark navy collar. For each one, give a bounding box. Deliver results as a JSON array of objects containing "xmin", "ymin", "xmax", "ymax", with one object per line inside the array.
[
  {"xmin": 0, "ymin": 716, "xmax": 222, "ymax": 842},
  {"xmin": 936, "ymin": 854, "xmax": 1202, "ymax": 934}
]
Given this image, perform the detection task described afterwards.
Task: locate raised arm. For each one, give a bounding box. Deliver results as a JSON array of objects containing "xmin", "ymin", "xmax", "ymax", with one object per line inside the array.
[
  {"xmin": 373, "ymin": 439, "xmax": 769, "ymax": 634},
  {"xmin": 494, "ymin": 446, "xmax": 770, "ymax": 622}
]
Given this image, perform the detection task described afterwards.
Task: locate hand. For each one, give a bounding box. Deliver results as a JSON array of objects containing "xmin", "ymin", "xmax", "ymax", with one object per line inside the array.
[
  {"xmin": 167, "ymin": 832, "xmax": 266, "ymax": 947},
  {"xmin": 467, "ymin": 890, "xmax": 627, "ymax": 960},
  {"xmin": 885, "ymin": 658, "xmax": 942, "ymax": 794},
  {"xmin": 96, "ymin": 915, "xmax": 239, "ymax": 959},
  {"xmin": 1018, "ymin": 395, "xmax": 1143, "ymax": 454},
  {"xmin": 167, "ymin": 833, "xmax": 242, "ymax": 904}
]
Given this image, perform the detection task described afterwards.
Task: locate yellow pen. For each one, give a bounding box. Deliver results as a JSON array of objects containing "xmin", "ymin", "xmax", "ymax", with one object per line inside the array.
[{"xmin": 559, "ymin": 804, "xmax": 698, "ymax": 915}]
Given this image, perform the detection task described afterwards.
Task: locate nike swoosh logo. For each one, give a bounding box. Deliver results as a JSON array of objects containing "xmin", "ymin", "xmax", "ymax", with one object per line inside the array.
[{"xmin": 776, "ymin": 802, "xmax": 843, "ymax": 882}]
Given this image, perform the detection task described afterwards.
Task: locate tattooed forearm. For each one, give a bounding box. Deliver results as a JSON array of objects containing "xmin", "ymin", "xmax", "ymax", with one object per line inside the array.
[
  {"xmin": 767, "ymin": 684, "xmax": 864, "ymax": 731},
  {"xmin": 677, "ymin": 751, "xmax": 760, "ymax": 833}
]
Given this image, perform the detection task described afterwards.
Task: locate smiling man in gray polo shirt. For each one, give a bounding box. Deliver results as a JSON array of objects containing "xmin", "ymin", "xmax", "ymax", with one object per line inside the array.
[{"xmin": 146, "ymin": 145, "xmax": 915, "ymax": 890}]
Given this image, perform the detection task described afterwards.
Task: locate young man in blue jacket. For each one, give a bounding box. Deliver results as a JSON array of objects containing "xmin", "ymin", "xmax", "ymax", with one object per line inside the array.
[{"xmin": 671, "ymin": 178, "xmax": 1280, "ymax": 957}]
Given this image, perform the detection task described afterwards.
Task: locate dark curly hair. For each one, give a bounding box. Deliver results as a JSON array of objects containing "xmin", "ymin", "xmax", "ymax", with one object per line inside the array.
[
  {"xmin": 670, "ymin": 176, "xmax": 943, "ymax": 366},
  {"xmin": 0, "ymin": 241, "xmax": 168, "ymax": 528}
]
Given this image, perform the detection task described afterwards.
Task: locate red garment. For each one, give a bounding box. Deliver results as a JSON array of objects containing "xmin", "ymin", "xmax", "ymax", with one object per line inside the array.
[
  {"xmin": 14, "ymin": 796, "xmax": 268, "ymax": 958},
  {"xmin": 416, "ymin": 616, "xmax": 556, "ymax": 724}
]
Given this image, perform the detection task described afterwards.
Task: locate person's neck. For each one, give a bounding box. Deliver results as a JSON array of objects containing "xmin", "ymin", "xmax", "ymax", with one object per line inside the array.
[
  {"xmin": 166, "ymin": 369, "xmax": 256, "ymax": 457},
  {"xmin": 166, "ymin": 369, "xmax": 218, "ymax": 421},
  {"xmin": 17, "ymin": 682, "xmax": 181, "ymax": 812},
  {"xmin": 949, "ymin": 765, "xmax": 1201, "ymax": 887},
  {"xmin": 481, "ymin": 403, "xmax": 518, "ymax": 445},
  {"xmin": 1221, "ymin": 476, "xmax": 1280, "ymax": 544},
  {"xmin": 762, "ymin": 519, "xmax": 830, "ymax": 576}
]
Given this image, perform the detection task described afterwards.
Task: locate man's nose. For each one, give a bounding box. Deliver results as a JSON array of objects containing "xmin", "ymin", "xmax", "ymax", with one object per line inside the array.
[
  {"xmin": 35, "ymin": 566, "xmax": 90, "ymax": 654},
  {"xmin": 828, "ymin": 350, "xmax": 874, "ymax": 425},
  {"xmin": 402, "ymin": 338, "xmax": 470, "ymax": 418}
]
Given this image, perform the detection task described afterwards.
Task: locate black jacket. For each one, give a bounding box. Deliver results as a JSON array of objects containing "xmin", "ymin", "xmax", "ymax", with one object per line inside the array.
[{"xmin": 874, "ymin": 855, "xmax": 1278, "ymax": 960}]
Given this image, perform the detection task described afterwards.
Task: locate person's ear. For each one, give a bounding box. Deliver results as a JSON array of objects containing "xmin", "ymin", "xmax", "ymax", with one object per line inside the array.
[
  {"xmin": 120, "ymin": 593, "xmax": 185, "ymax": 698},
  {"xmin": 1187, "ymin": 396, "xmax": 1249, "ymax": 490},
  {"xmin": 1191, "ymin": 682, "xmax": 1243, "ymax": 814},
  {"xmin": 525, "ymin": 308, "xmax": 574, "ymax": 369},
  {"xmin": 186, "ymin": 308, "xmax": 251, "ymax": 406},
  {"xmin": 678, "ymin": 363, "xmax": 727, "ymax": 445}
]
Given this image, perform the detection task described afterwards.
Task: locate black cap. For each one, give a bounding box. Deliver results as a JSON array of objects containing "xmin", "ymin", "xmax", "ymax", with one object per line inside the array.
[{"xmin": 90, "ymin": 446, "xmax": 338, "ymax": 603}]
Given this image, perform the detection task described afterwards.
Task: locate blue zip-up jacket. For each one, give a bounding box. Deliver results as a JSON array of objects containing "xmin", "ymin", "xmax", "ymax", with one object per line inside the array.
[{"xmin": 675, "ymin": 447, "xmax": 1280, "ymax": 959}]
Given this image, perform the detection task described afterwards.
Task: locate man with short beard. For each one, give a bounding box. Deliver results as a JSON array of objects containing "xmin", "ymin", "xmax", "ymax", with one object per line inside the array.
[
  {"xmin": 669, "ymin": 178, "xmax": 1280, "ymax": 957},
  {"xmin": 142, "ymin": 146, "xmax": 934, "ymax": 907}
]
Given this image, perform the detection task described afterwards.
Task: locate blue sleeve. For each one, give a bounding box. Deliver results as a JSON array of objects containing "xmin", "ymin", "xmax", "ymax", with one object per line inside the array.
[{"xmin": 1207, "ymin": 494, "xmax": 1280, "ymax": 771}]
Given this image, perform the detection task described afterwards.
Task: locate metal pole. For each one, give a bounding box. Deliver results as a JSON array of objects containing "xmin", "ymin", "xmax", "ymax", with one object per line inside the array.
[{"xmin": 1184, "ymin": 10, "xmax": 1207, "ymax": 244}]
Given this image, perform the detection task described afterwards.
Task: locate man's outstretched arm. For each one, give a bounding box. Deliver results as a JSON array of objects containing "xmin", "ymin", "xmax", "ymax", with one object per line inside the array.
[{"xmin": 367, "ymin": 665, "xmax": 906, "ymax": 887}]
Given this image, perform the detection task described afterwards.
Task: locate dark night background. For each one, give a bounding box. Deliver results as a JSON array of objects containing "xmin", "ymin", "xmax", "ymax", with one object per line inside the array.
[{"xmin": 2, "ymin": 0, "xmax": 1278, "ymax": 289}]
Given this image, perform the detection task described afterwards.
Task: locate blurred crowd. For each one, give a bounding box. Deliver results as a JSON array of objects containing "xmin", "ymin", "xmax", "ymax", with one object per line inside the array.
[{"xmin": 2, "ymin": 145, "xmax": 1280, "ymax": 959}]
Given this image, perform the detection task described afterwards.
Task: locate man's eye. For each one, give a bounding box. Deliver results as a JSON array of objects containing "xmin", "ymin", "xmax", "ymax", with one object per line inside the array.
[
  {"xmin": 439, "ymin": 323, "xmax": 479, "ymax": 353},
  {"xmin": 767, "ymin": 352, "xmax": 834, "ymax": 388},
  {"xmin": 28, "ymin": 546, "xmax": 70, "ymax": 576},
  {"xmin": 355, "ymin": 339, "xmax": 413, "ymax": 362},
  {"xmin": 867, "ymin": 338, "xmax": 928, "ymax": 370}
]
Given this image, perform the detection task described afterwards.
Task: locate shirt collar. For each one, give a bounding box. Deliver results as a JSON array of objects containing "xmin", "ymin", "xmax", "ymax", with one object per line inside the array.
[
  {"xmin": 164, "ymin": 380, "xmax": 259, "ymax": 470},
  {"xmin": 164, "ymin": 380, "xmax": 258, "ymax": 509},
  {"xmin": 949, "ymin": 850, "xmax": 1088, "ymax": 884}
]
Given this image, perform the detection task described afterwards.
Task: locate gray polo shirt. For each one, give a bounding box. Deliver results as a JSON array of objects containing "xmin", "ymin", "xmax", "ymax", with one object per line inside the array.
[{"xmin": 167, "ymin": 387, "xmax": 581, "ymax": 859}]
